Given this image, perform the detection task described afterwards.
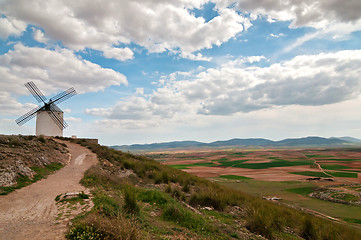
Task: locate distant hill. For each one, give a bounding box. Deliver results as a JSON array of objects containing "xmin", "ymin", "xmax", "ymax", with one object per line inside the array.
[
  {"xmin": 111, "ymin": 136, "xmax": 359, "ymax": 151},
  {"xmin": 332, "ymin": 136, "xmax": 361, "ymax": 143}
]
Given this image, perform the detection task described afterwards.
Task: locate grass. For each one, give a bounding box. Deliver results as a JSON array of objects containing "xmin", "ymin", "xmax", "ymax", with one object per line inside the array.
[
  {"xmin": 289, "ymin": 171, "xmax": 331, "ymax": 178},
  {"xmin": 286, "ymin": 186, "xmax": 315, "ymax": 196},
  {"xmin": 343, "ymin": 218, "xmax": 361, "ymax": 225},
  {"xmin": 325, "ymin": 171, "xmax": 358, "ymax": 178},
  {"xmin": 219, "ymin": 175, "xmax": 253, "ymax": 180},
  {"xmin": 161, "ymin": 203, "xmax": 209, "ymax": 232}
]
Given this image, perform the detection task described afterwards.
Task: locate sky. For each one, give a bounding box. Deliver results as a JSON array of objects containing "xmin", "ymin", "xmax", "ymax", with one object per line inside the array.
[{"xmin": 1, "ymin": 0, "xmax": 361, "ymax": 146}]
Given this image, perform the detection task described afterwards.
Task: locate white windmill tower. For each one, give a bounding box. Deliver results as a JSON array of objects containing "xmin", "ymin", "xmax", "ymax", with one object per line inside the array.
[{"xmin": 16, "ymin": 81, "xmax": 77, "ymax": 137}]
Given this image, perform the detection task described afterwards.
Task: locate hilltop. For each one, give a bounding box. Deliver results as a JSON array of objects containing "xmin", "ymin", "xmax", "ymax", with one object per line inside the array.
[{"xmin": 111, "ymin": 136, "xmax": 357, "ymax": 151}]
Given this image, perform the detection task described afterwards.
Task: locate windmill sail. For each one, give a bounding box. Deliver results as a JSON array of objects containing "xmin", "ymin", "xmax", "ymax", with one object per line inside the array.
[
  {"xmin": 15, "ymin": 105, "xmax": 43, "ymax": 126},
  {"xmin": 25, "ymin": 81, "xmax": 47, "ymax": 103}
]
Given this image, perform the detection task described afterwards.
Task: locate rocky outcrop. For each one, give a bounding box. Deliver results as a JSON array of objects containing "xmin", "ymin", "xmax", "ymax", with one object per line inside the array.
[{"xmin": 0, "ymin": 135, "xmax": 68, "ymax": 188}]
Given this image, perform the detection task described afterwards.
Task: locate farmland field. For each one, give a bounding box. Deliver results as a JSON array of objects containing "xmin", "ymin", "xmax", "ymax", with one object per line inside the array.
[{"xmin": 146, "ymin": 148, "xmax": 361, "ymax": 226}]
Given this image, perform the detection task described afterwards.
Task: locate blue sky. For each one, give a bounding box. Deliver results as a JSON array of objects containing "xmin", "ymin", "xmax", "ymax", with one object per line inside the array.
[{"xmin": 1, "ymin": 0, "xmax": 361, "ymax": 145}]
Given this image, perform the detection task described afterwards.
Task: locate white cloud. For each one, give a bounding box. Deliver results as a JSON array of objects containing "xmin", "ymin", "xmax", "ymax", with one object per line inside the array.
[
  {"xmin": 101, "ymin": 46, "xmax": 134, "ymax": 61},
  {"xmin": 85, "ymin": 49, "xmax": 361, "ymax": 128},
  {"xmin": 33, "ymin": 28, "xmax": 48, "ymax": 43},
  {"xmin": 0, "ymin": 16, "xmax": 26, "ymax": 39},
  {"xmin": 0, "ymin": 0, "xmax": 251, "ymax": 59},
  {"xmin": 0, "ymin": 43, "xmax": 127, "ymax": 115},
  {"xmin": 181, "ymin": 52, "xmax": 212, "ymax": 62},
  {"xmin": 269, "ymin": 33, "xmax": 285, "ymax": 38},
  {"xmin": 231, "ymin": 0, "xmax": 361, "ymax": 28},
  {"xmin": 228, "ymin": 0, "xmax": 361, "ymax": 47},
  {"xmin": 64, "ymin": 117, "xmax": 82, "ymax": 122}
]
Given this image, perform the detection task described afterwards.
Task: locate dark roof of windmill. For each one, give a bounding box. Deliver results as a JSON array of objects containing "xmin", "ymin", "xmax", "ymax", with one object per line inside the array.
[{"xmin": 38, "ymin": 104, "xmax": 63, "ymax": 112}]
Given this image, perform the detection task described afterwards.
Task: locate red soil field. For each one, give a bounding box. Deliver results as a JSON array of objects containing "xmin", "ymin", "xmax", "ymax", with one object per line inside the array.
[{"xmin": 148, "ymin": 148, "xmax": 361, "ymax": 183}]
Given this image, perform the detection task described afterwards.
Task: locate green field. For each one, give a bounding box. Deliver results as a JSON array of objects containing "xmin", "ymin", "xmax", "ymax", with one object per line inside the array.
[
  {"xmin": 289, "ymin": 171, "xmax": 331, "ymax": 178},
  {"xmin": 168, "ymin": 162, "xmax": 217, "ymax": 169},
  {"xmin": 286, "ymin": 186, "xmax": 315, "ymax": 196},
  {"xmin": 217, "ymin": 158, "xmax": 311, "ymax": 169},
  {"xmin": 326, "ymin": 171, "xmax": 358, "ymax": 178},
  {"xmin": 219, "ymin": 175, "xmax": 253, "ymax": 180},
  {"xmin": 320, "ymin": 164, "xmax": 348, "ymax": 170}
]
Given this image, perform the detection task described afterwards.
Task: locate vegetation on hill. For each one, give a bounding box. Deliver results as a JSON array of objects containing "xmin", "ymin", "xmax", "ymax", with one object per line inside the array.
[
  {"xmin": 0, "ymin": 135, "xmax": 68, "ymax": 195},
  {"xmin": 64, "ymin": 138, "xmax": 361, "ymax": 239},
  {"xmin": 112, "ymin": 136, "xmax": 352, "ymax": 151}
]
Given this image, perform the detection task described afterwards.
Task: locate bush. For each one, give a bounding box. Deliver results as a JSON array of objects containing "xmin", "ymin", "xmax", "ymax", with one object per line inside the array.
[
  {"xmin": 138, "ymin": 189, "xmax": 169, "ymax": 205},
  {"xmin": 66, "ymin": 224, "xmax": 103, "ymax": 240},
  {"xmin": 67, "ymin": 213, "xmax": 140, "ymax": 240},
  {"xmin": 162, "ymin": 204, "xmax": 207, "ymax": 232},
  {"xmin": 190, "ymin": 190, "xmax": 227, "ymax": 211},
  {"xmin": 301, "ymin": 217, "xmax": 320, "ymax": 240},
  {"xmin": 122, "ymin": 184, "xmax": 139, "ymax": 215},
  {"xmin": 38, "ymin": 135, "xmax": 46, "ymax": 143},
  {"xmin": 93, "ymin": 193, "xmax": 122, "ymax": 217}
]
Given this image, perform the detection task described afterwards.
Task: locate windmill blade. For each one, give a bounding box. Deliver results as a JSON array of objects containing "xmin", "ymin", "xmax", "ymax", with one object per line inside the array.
[
  {"xmin": 48, "ymin": 109, "xmax": 68, "ymax": 130},
  {"xmin": 49, "ymin": 87, "xmax": 77, "ymax": 105},
  {"xmin": 25, "ymin": 82, "xmax": 47, "ymax": 103},
  {"xmin": 15, "ymin": 105, "xmax": 43, "ymax": 126}
]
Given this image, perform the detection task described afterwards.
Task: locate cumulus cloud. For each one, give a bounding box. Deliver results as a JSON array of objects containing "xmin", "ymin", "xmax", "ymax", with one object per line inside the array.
[
  {"xmin": 33, "ymin": 29, "xmax": 48, "ymax": 43},
  {"xmin": 230, "ymin": 0, "xmax": 361, "ymax": 28},
  {"xmin": 85, "ymin": 50, "xmax": 361, "ymax": 128},
  {"xmin": 0, "ymin": 43, "xmax": 127, "ymax": 115},
  {"xmin": 217, "ymin": 0, "xmax": 361, "ymax": 48},
  {"xmin": 101, "ymin": 46, "xmax": 134, "ymax": 61},
  {"xmin": 0, "ymin": 0, "xmax": 250, "ymax": 59},
  {"xmin": 0, "ymin": 16, "xmax": 26, "ymax": 39}
]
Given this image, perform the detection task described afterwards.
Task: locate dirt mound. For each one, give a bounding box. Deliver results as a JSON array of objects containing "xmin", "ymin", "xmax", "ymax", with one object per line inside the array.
[{"xmin": 0, "ymin": 135, "xmax": 68, "ymax": 188}]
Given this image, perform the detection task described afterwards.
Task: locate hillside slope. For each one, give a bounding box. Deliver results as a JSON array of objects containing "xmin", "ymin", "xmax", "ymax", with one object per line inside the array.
[{"xmin": 67, "ymin": 138, "xmax": 361, "ymax": 240}]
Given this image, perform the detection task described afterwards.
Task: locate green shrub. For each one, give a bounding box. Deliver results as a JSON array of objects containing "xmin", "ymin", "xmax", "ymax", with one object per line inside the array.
[
  {"xmin": 245, "ymin": 203, "xmax": 287, "ymax": 239},
  {"xmin": 38, "ymin": 135, "xmax": 46, "ymax": 143},
  {"xmin": 189, "ymin": 190, "xmax": 227, "ymax": 211},
  {"xmin": 122, "ymin": 184, "xmax": 139, "ymax": 215},
  {"xmin": 66, "ymin": 224, "xmax": 103, "ymax": 240},
  {"xmin": 301, "ymin": 217, "xmax": 320, "ymax": 240},
  {"xmin": 93, "ymin": 193, "xmax": 122, "ymax": 217},
  {"xmin": 78, "ymin": 191, "xmax": 89, "ymax": 199},
  {"xmin": 162, "ymin": 204, "xmax": 207, "ymax": 232},
  {"xmin": 138, "ymin": 189, "xmax": 169, "ymax": 205},
  {"xmin": 155, "ymin": 171, "xmax": 170, "ymax": 184},
  {"xmin": 67, "ymin": 212, "xmax": 140, "ymax": 240}
]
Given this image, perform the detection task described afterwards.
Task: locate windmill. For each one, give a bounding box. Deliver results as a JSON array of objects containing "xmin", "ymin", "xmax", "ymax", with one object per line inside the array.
[{"xmin": 15, "ymin": 81, "xmax": 77, "ymax": 137}]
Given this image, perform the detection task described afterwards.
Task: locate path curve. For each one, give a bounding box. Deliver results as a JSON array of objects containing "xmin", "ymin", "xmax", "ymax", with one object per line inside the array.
[{"xmin": 0, "ymin": 140, "xmax": 98, "ymax": 240}]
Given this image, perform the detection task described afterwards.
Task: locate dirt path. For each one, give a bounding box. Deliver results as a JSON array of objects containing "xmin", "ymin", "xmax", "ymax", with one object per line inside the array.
[{"xmin": 0, "ymin": 141, "xmax": 98, "ymax": 240}]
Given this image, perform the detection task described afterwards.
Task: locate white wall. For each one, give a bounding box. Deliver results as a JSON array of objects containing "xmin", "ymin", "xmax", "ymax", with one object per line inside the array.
[{"xmin": 36, "ymin": 111, "xmax": 63, "ymax": 137}]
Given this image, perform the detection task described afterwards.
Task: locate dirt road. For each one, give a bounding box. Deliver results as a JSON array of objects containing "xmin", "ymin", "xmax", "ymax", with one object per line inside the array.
[{"xmin": 0, "ymin": 141, "xmax": 98, "ymax": 240}]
